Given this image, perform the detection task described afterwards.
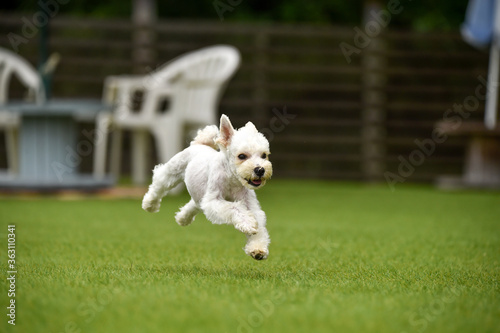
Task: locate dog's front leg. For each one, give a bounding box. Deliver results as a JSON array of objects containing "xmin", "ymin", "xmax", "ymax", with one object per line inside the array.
[
  {"xmin": 201, "ymin": 196, "xmax": 258, "ymax": 235},
  {"xmin": 243, "ymin": 192, "xmax": 271, "ymax": 260}
]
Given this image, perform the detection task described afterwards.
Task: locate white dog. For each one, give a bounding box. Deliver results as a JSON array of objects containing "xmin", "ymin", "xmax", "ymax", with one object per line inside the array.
[{"xmin": 142, "ymin": 115, "xmax": 273, "ymax": 260}]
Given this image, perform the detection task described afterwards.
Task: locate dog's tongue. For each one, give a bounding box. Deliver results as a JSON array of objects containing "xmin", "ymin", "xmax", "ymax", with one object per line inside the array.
[{"xmin": 252, "ymin": 179, "xmax": 262, "ymax": 185}]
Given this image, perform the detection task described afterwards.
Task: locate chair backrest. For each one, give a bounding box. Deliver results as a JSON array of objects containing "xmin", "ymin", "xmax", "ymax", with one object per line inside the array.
[
  {"xmin": 0, "ymin": 47, "xmax": 45, "ymax": 104},
  {"xmin": 148, "ymin": 45, "xmax": 241, "ymax": 125}
]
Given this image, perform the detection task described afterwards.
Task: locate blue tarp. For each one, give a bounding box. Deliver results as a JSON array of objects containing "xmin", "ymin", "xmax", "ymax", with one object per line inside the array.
[{"xmin": 461, "ymin": 0, "xmax": 497, "ymax": 49}]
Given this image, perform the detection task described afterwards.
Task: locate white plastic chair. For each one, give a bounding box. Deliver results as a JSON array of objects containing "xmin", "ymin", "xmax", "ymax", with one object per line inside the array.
[
  {"xmin": 0, "ymin": 47, "xmax": 46, "ymax": 174},
  {"xmin": 94, "ymin": 45, "xmax": 241, "ymax": 184}
]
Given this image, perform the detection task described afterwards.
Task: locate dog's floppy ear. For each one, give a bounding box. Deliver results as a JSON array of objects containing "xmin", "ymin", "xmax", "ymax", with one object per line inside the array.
[{"xmin": 216, "ymin": 114, "xmax": 234, "ymax": 148}]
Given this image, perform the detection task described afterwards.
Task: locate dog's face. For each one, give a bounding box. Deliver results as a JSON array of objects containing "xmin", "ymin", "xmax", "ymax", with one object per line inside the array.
[{"xmin": 216, "ymin": 115, "xmax": 273, "ymax": 190}]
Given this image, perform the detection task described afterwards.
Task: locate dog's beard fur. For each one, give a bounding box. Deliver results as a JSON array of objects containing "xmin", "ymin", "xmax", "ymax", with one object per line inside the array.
[{"xmin": 233, "ymin": 155, "xmax": 273, "ymax": 190}]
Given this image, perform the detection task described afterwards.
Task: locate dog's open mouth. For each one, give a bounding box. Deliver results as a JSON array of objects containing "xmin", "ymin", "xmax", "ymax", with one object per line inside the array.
[{"xmin": 247, "ymin": 179, "xmax": 262, "ymax": 187}]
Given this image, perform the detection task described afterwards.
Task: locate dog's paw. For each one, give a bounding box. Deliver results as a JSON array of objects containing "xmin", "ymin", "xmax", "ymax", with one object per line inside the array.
[
  {"xmin": 142, "ymin": 196, "xmax": 161, "ymax": 213},
  {"xmin": 143, "ymin": 201, "xmax": 161, "ymax": 213},
  {"xmin": 234, "ymin": 219, "xmax": 258, "ymax": 235},
  {"xmin": 249, "ymin": 249, "xmax": 269, "ymax": 260},
  {"xmin": 175, "ymin": 212, "xmax": 194, "ymax": 226}
]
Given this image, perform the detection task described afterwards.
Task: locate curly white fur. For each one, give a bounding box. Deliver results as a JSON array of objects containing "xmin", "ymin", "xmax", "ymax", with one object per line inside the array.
[{"xmin": 142, "ymin": 115, "xmax": 272, "ymax": 260}]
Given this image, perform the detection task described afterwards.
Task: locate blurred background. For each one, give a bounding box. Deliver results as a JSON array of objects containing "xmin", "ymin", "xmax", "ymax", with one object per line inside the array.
[{"xmin": 0, "ymin": 0, "xmax": 494, "ymax": 187}]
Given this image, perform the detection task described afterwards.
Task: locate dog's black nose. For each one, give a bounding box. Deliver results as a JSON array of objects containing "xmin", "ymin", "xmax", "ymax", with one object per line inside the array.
[{"xmin": 254, "ymin": 167, "xmax": 265, "ymax": 177}]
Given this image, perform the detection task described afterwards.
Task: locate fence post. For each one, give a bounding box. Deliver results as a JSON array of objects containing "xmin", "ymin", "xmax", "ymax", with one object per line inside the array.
[
  {"xmin": 361, "ymin": 0, "xmax": 387, "ymax": 182},
  {"xmin": 132, "ymin": 0, "xmax": 157, "ymax": 74},
  {"xmin": 130, "ymin": 0, "xmax": 157, "ymax": 185}
]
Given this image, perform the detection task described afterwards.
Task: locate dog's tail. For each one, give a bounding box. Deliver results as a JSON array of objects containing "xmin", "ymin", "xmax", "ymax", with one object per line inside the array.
[{"xmin": 190, "ymin": 125, "xmax": 219, "ymax": 150}]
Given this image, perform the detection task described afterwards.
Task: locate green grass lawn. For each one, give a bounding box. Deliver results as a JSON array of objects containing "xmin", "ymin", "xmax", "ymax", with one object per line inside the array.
[{"xmin": 1, "ymin": 180, "xmax": 499, "ymax": 333}]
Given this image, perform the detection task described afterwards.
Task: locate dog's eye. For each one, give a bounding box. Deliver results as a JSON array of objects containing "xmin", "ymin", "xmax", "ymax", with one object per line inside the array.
[
  {"xmin": 261, "ymin": 153, "xmax": 267, "ymax": 159},
  {"xmin": 238, "ymin": 154, "xmax": 247, "ymax": 160}
]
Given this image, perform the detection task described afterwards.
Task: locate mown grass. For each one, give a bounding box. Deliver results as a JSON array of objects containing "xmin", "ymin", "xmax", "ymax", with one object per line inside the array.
[{"xmin": 0, "ymin": 180, "xmax": 499, "ymax": 333}]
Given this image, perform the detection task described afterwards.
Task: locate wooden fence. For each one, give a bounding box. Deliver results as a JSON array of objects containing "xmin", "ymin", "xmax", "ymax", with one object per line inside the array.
[{"xmin": 0, "ymin": 14, "xmax": 491, "ymax": 183}]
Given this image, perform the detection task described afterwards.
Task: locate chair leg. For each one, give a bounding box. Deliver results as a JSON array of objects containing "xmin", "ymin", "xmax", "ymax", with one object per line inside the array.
[
  {"xmin": 5, "ymin": 127, "xmax": 19, "ymax": 175},
  {"xmin": 152, "ymin": 121, "xmax": 183, "ymax": 193},
  {"xmin": 131, "ymin": 129, "xmax": 150, "ymax": 185},
  {"xmin": 152, "ymin": 122, "xmax": 182, "ymax": 164},
  {"xmin": 110, "ymin": 127, "xmax": 123, "ymax": 181},
  {"xmin": 93, "ymin": 114, "xmax": 111, "ymax": 179}
]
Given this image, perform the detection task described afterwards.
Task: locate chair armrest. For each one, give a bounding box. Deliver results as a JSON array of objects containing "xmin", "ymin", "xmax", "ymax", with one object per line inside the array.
[
  {"xmin": 105, "ymin": 75, "xmax": 149, "ymax": 87},
  {"xmin": 140, "ymin": 87, "xmax": 174, "ymax": 117},
  {"xmin": 103, "ymin": 75, "xmax": 149, "ymax": 103},
  {"xmin": 103, "ymin": 74, "xmax": 174, "ymax": 117},
  {"xmin": 103, "ymin": 75, "xmax": 154, "ymax": 111}
]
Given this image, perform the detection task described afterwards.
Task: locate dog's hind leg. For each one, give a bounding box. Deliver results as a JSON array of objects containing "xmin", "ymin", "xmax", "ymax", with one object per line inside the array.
[
  {"xmin": 142, "ymin": 150, "xmax": 189, "ymax": 213},
  {"xmin": 175, "ymin": 199, "xmax": 200, "ymax": 226}
]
